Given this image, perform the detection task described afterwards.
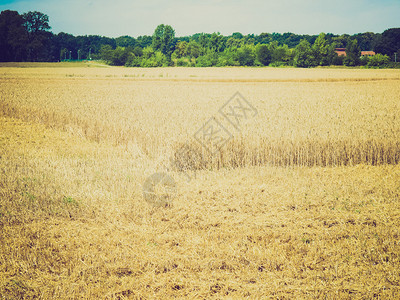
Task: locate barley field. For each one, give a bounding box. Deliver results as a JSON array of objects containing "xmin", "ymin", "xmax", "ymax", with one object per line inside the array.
[{"xmin": 1, "ymin": 62, "xmax": 400, "ymax": 299}]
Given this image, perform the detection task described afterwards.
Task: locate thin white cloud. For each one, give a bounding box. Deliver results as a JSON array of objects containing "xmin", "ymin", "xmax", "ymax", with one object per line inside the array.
[{"xmin": 0, "ymin": 0, "xmax": 399, "ymax": 37}]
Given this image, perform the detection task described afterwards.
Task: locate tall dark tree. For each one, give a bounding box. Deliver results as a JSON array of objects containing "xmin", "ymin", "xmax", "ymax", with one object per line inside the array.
[
  {"xmin": 353, "ymin": 32, "xmax": 380, "ymax": 51},
  {"xmin": 23, "ymin": 11, "xmax": 50, "ymax": 33},
  {"xmin": 0, "ymin": 10, "xmax": 27, "ymax": 61},
  {"xmin": 54, "ymin": 32, "xmax": 78, "ymax": 60},
  {"xmin": 375, "ymin": 28, "xmax": 400, "ymax": 59},
  {"xmin": 22, "ymin": 11, "xmax": 52, "ymax": 61}
]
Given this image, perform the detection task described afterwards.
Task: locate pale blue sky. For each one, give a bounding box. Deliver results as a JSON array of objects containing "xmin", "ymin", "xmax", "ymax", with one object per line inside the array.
[{"xmin": 0, "ymin": 0, "xmax": 399, "ymax": 37}]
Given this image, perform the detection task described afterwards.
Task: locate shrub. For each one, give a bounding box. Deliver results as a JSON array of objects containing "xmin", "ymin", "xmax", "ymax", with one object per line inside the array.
[
  {"xmin": 367, "ymin": 54, "xmax": 390, "ymax": 67},
  {"xmin": 176, "ymin": 57, "xmax": 190, "ymax": 67},
  {"xmin": 359, "ymin": 55, "xmax": 369, "ymax": 66},
  {"xmin": 195, "ymin": 50, "xmax": 218, "ymax": 67},
  {"xmin": 269, "ymin": 61, "xmax": 289, "ymax": 67},
  {"xmin": 216, "ymin": 49, "xmax": 239, "ymax": 67},
  {"xmin": 125, "ymin": 55, "xmax": 141, "ymax": 67},
  {"xmin": 331, "ymin": 54, "xmax": 344, "ymax": 66}
]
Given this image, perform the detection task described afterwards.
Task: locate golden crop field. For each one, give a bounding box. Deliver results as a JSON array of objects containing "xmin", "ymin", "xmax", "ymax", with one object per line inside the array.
[{"xmin": 1, "ymin": 62, "xmax": 400, "ymax": 299}]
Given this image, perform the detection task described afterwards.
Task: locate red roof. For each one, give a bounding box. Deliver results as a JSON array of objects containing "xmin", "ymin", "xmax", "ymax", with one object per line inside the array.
[
  {"xmin": 335, "ymin": 48, "xmax": 346, "ymax": 57},
  {"xmin": 361, "ymin": 51, "xmax": 375, "ymax": 56},
  {"xmin": 334, "ymin": 48, "xmax": 376, "ymax": 57}
]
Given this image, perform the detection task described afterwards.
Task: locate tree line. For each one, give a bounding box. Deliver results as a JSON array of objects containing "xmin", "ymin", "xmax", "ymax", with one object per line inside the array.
[{"xmin": 1, "ymin": 10, "xmax": 399, "ymax": 68}]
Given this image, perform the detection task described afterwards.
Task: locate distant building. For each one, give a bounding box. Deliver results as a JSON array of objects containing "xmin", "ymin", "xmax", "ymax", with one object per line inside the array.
[
  {"xmin": 335, "ymin": 48, "xmax": 347, "ymax": 56},
  {"xmin": 334, "ymin": 48, "xmax": 376, "ymax": 57},
  {"xmin": 361, "ymin": 51, "xmax": 376, "ymax": 57}
]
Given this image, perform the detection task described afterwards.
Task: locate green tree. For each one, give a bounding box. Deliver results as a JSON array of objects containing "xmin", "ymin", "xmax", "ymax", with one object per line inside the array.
[
  {"xmin": 332, "ymin": 34, "xmax": 350, "ymax": 48},
  {"xmin": 154, "ymin": 51, "xmax": 169, "ymax": 66},
  {"xmin": 216, "ymin": 48, "xmax": 239, "ymax": 66},
  {"xmin": 133, "ymin": 46, "xmax": 143, "ymax": 57},
  {"xmin": 293, "ymin": 39, "xmax": 317, "ymax": 67},
  {"xmin": 257, "ymin": 32, "xmax": 272, "ymax": 44},
  {"xmin": 344, "ymin": 39, "xmax": 361, "ymax": 66},
  {"xmin": 173, "ymin": 41, "xmax": 188, "ymax": 58},
  {"xmin": 116, "ymin": 35, "xmax": 136, "ymax": 48},
  {"xmin": 231, "ymin": 32, "xmax": 243, "ymax": 39},
  {"xmin": 271, "ymin": 44, "xmax": 291, "ymax": 65},
  {"xmin": 152, "ymin": 24, "xmax": 175, "ymax": 57},
  {"xmin": 99, "ymin": 44, "xmax": 113, "ymax": 63},
  {"xmin": 136, "ymin": 35, "xmax": 152, "ymax": 48},
  {"xmin": 197, "ymin": 33, "xmax": 209, "ymax": 49},
  {"xmin": 226, "ymin": 37, "xmax": 244, "ymax": 49},
  {"xmin": 313, "ymin": 33, "xmax": 329, "ymax": 66},
  {"xmin": 125, "ymin": 53, "xmax": 141, "ymax": 67},
  {"xmin": 209, "ymin": 32, "xmax": 225, "ymax": 52},
  {"xmin": 186, "ymin": 40, "xmax": 201, "ymax": 58},
  {"xmin": 255, "ymin": 44, "xmax": 271, "ymax": 66},
  {"xmin": 236, "ymin": 45, "xmax": 255, "ymax": 66},
  {"xmin": 327, "ymin": 43, "xmax": 342, "ymax": 65},
  {"xmin": 195, "ymin": 49, "xmax": 218, "ymax": 67},
  {"xmin": 137, "ymin": 47, "xmax": 169, "ymax": 67},
  {"xmin": 267, "ymin": 41, "xmax": 278, "ymax": 62},
  {"xmin": 109, "ymin": 47, "xmax": 130, "ymax": 66},
  {"xmin": 142, "ymin": 47, "xmax": 155, "ymax": 59}
]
